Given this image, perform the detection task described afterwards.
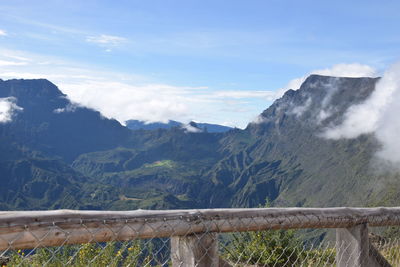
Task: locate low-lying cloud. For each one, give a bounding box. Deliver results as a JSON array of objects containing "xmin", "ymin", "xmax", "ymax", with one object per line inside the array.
[
  {"xmin": 0, "ymin": 49, "xmax": 284, "ymax": 128},
  {"xmin": 182, "ymin": 123, "xmax": 202, "ymax": 133},
  {"xmin": 321, "ymin": 62, "xmax": 400, "ymax": 164},
  {"xmin": 59, "ymin": 80, "xmax": 189, "ymax": 124},
  {"xmin": 0, "ymin": 97, "xmax": 23, "ymax": 123}
]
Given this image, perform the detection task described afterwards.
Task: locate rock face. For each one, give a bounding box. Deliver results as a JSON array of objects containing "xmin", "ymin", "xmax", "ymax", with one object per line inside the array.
[{"xmin": 1, "ymin": 75, "xmax": 398, "ymax": 211}]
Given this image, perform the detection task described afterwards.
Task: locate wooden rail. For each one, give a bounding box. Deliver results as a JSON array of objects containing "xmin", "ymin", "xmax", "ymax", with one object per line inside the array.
[{"xmin": 1, "ymin": 207, "xmax": 400, "ymax": 251}]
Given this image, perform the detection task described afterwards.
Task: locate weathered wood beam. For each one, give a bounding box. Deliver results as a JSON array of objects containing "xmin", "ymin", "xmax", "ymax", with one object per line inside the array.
[
  {"xmin": 336, "ymin": 224, "xmax": 392, "ymax": 267},
  {"xmin": 0, "ymin": 207, "xmax": 400, "ymax": 250},
  {"xmin": 171, "ymin": 233, "xmax": 219, "ymax": 267},
  {"xmin": 336, "ymin": 224, "xmax": 370, "ymax": 267}
]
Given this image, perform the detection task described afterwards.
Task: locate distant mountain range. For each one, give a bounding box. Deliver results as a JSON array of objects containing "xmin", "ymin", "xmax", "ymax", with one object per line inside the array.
[
  {"xmin": 0, "ymin": 75, "xmax": 397, "ymax": 211},
  {"xmin": 125, "ymin": 119, "xmax": 232, "ymax": 133}
]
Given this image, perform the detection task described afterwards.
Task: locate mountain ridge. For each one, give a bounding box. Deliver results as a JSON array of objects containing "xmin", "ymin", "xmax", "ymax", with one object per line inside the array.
[
  {"xmin": 0, "ymin": 75, "xmax": 396, "ymax": 211},
  {"xmin": 126, "ymin": 119, "xmax": 233, "ymax": 133}
]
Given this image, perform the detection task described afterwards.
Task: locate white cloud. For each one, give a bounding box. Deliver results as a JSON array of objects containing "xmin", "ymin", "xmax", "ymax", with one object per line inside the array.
[
  {"xmin": 318, "ymin": 62, "xmax": 400, "ymax": 166},
  {"xmin": 212, "ymin": 90, "xmax": 276, "ymax": 100},
  {"xmin": 182, "ymin": 123, "xmax": 202, "ymax": 133},
  {"xmin": 289, "ymin": 97, "xmax": 312, "ymax": 117},
  {"xmin": 311, "ymin": 63, "xmax": 377, "ymax": 78},
  {"xmin": 0, "ymin": 60, "xmax": 27, "ymax": 66},
  {"xmin": 58, "ymin": 80, "xmax": 190, "ymax": 124},
  {"xmin": 0, "ymin": 48, "xmax": 381, "ymax": 129},
  {"xmin": 54, "ymin": 62, "xmax": 376, "ymax": 126},
  {"xmin": 0, "ymin": 51, "xmax": 31, "ymax": 67},
  {"xmin": 0, "ymin": 97, "xmax": 23, "ymax": 123},
  {"xmin": 321, "ymin": 64, "xmax": 396, "ymax": 140},
  {"xmin": 0, "ymin": 49, "xmax": 303, "ymax": 129},
  {"xmin": 359, "ymin": 63, "xmax": 400, "ymax": 163},
  {"xmin": 251, "ymin": 114, "xmax": 268, "ymax": 124},
  {"xmin": 54, "ymin": 103, "xmax": 79, "ymax": 113},
  {"xmin": 0, "ymin": 30, "xmax": 7, "ymax": 36},
  {"xmin": 86, "ymin": 34, "xmax": 126, "ymax": 46}
]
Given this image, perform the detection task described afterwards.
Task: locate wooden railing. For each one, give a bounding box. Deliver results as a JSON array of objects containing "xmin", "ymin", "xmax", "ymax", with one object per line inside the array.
[{"xmin": 1, "ymin": 207, "xmax": 400, "ymax": 266}]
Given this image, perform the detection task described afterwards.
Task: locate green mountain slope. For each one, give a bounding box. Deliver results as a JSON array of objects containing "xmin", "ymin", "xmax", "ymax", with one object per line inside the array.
[
  {"xmin": 72, "ymin": 128, "xmax": 223, "ymax": 209},
  {"xmin": 203, "ymin": 75, "xmax": 399, "ymax": 208},
  {"xmin": 1, "ymin": 75, "xmax": 399, "ymax": 211}
]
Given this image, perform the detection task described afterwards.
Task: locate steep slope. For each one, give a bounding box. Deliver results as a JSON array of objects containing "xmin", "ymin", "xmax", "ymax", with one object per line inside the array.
[
  {"xmin": 0, "ymin": 140, "xmax": 117, "ymax": 210},
  {"xmin": 72, "ymin": 127, "xmax": 223, "ymax": 209},
  {"xmin": 0, "ymin": 79, "xmax": 131, "ymax": 162},
  {"xmin": 204, "ymin": 75, "xmax": 393, "ymax": 208},
  {"xmin": 0, "ymin": 79, "xmax": 131, "ymax": 209}
]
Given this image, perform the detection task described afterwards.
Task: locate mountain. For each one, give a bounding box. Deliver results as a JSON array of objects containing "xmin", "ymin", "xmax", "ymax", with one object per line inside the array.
[
  {"xmin": 72, "ymin": 126, "xmax": 223, "ymax": 209},
  {"xmin": 126, "ymin": 119, "xmax": 232, "ymax": 133},
  {"xmin": 126, "ymin": 120, "xmax": 182, "ymax": 130},
  {"xmin": 0, "ymin": 79, "xmax": 132, "ymax": 162},
  {"xmin": 0, "ymin": 79, "xmax": 131, "ymax": 209},
  {"xmin": 202, "ymin": 75, "xmax": 393, "ymax": 208},
  {"xmin": 0, "ymin": 79, "xmax": 226, "ymax": 209},
  {"xmin": 1, "ymin": 75, "xmax": 398, "ymax": 211},
  {"xmin": 196, "ymin": 123, "xmax": 233, "ymax": 133}
]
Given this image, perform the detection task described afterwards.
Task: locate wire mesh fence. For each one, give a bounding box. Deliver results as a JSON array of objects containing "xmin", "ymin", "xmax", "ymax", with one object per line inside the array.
[{"xmin": 1, "ymin": 207, "xmax": 400, "ymax": 266}]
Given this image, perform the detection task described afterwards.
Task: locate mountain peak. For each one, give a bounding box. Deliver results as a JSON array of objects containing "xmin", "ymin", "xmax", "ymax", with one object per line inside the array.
[
  {"xmin": 249, "ymin": 75, "xmax": 379, "ymax": 132},
  {"xmin": 0, "ymin": 78, "xmax": 66, "ymax": 101}
]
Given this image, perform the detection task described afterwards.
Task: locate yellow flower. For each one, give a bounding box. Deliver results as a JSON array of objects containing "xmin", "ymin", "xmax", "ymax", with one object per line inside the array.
[
  {"xmin": 17, "ymin": 249, "xmax": 21, "ymax": 254},
  {"xmin": 128, "ymin": 247, "xmax": 133, "ymax": 251}
]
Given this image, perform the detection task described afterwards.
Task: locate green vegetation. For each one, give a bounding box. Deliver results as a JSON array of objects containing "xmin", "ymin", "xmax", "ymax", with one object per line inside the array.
[
  {"xmin": 2, "ymin": 76, "xmax": 400, "ymax": 211},
  {"xmin": 143, "ymin": 160, "xmax": 175, "ymax": 169},
  {"xmin": 222, "ymin": 229, "xmax": 338, "ymax": 266},
  {"xmin": 6, "ymin": 241, "xmax": 167, "ymax": 267},
  {"xmin": 223, "ymin": 229, "xmax": 303, "ymax": 266}
]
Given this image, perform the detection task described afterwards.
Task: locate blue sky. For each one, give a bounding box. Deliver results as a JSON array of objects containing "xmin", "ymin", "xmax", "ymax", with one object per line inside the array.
[{"xmin": 0, "ymin": 0, "xmax": 399, "ymax": 127}]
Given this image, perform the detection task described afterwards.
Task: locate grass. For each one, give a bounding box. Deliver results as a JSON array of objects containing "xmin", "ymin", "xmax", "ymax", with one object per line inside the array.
[
  {"xmin": 143, "ymin": 160, "xmax": 176, "ymax": 169},
  {"xmin": 4, "ymin": 241, "xmax": 168, "ymax": 267}
]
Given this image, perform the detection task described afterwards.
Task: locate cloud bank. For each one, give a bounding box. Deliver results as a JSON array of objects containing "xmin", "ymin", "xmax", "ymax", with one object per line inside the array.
[
  {"xmin": 0, "ymin": 49, "xmax": 283, "ymax": 128},
  {"xmin": 0, "ymin": 49, "xmax": 384, "ymax": 130},
  {"xmin": 0, "ymin": 97, "xmax": 23, "ymax": 123}
]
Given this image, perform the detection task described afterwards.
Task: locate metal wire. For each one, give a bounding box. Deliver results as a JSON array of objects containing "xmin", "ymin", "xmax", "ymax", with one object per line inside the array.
[{"xmin": 1, "ymin": 208, "xmax": 400, "ymax": 266}]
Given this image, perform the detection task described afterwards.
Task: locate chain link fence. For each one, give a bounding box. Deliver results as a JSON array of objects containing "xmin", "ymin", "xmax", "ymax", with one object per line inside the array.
[{"xmin": 1, "ymin": 208, "xmax": 400, "ymax": 266}]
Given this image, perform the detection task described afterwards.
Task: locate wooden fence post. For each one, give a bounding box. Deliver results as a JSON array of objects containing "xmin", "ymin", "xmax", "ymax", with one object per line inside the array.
[
  {"xmin": 171, "ymin": 233, "xmax": 219, "ymax": 267},
  {"xmin": 336, "ymin": 223, "xmax": 388, "ymax": 267}
]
